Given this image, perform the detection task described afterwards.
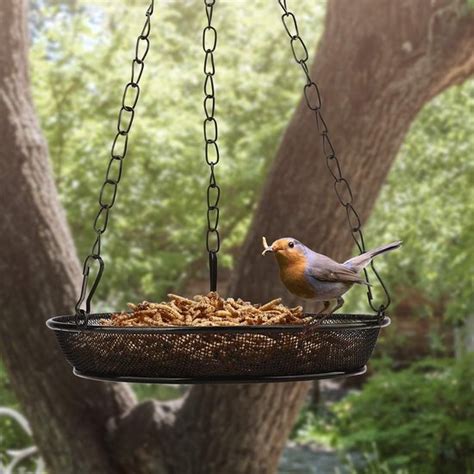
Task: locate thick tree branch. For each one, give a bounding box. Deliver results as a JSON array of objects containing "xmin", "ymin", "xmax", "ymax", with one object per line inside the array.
[
  {"xmin": 1, "ymin": 1, "xmax": 473, "ymax": 474},
  {"xmin": 0, "ymin": 2, "xmax": 136, "ymax": 473}
]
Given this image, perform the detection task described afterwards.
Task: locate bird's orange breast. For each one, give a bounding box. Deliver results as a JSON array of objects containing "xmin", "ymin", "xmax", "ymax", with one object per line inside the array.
[{"xmin": 279, "ymin": 259, "xmax": 316, "ymax": 299}]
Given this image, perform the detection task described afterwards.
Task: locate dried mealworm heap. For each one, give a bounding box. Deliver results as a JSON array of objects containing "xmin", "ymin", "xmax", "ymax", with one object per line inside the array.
[{"xmin": 103, "ymin": 292, "xmax": 308, "ymax": 327}]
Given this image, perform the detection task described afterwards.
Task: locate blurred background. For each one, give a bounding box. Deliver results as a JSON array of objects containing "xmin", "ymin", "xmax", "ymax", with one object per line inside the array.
[{"xmin": 0, "ymin": 0, "xmax": 473, "ymax": 473}]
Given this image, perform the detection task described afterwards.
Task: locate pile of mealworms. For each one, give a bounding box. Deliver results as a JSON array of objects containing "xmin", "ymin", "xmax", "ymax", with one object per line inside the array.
[{"xmin": 103, "ymin": 292, "xmax": 308, "ymax": 327}]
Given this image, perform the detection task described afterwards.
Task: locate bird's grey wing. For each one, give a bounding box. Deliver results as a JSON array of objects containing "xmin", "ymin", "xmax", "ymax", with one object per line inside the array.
[{"xmin": 306, "ymin": 253, "xmax": 367, "ymax": 284}]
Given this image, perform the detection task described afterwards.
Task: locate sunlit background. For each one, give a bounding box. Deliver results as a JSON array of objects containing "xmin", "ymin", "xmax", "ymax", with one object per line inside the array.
[{"xmin": 1, "ymin": 1, "xmax": 473, "ymax": 472}]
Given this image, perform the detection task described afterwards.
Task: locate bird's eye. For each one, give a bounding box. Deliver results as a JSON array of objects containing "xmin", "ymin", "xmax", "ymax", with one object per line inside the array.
[{"xmin": 288, "ymin": 241, "xmax": 295, "ymax": 248}]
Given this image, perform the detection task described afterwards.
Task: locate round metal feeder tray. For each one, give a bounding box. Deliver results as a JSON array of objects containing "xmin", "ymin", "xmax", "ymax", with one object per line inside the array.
[{"xmin": 47, "ymin": 313, "xmax": 389, "ymax": 384}]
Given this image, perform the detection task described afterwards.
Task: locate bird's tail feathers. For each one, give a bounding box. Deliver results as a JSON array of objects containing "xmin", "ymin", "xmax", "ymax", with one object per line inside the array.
[
  {"xmin": 367, "ymin": 240, "xmax": 402, "ymax": 258},
  {"xmin": 344, "ymin": 240, "xmax": 402, "ymax": 271}
]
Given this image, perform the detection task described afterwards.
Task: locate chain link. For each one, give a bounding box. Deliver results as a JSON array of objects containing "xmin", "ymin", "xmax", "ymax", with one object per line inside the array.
[
  {"xmin": 74, "ymin": 1, "xmax": 154, "ymax": 325},
  {"xmin": 73, "ymin": 0, "xmax": 388, "ymax": 321},
  {"xmin": 203, "ymin": 0, "xmax": 221, "ymax": 291},
  {"xmin": 278, "ymin": 0, "xmax": 391, "ymax": 316}
]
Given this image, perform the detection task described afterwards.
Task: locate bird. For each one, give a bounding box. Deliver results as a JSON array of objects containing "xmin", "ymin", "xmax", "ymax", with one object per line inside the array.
[{"xmin": 262, "ymin": 236, "xmax": 402, "ymax": 314}]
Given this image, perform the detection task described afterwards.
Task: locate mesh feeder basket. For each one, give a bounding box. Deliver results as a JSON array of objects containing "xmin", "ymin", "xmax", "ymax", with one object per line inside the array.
[
  {"xmin": 47, "ymin": 313, "xmax": 389, "ymax": 383},
  {"xmin": 47, "ymin": 1, "xmax": 392, "ymax": 384}
]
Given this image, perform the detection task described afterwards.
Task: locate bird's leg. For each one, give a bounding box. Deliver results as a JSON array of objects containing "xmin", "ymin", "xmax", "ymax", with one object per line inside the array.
[
  {"xmin": 321, "ymin": 301, "xmax": 331, "ymax": 315},
  {"xmin": 308, "ymin": 301, "xmax": 332, "ymax": 328},
  {"xmin": 328, "ymin": 296, "xmax": 344, "ymax": 315},
  {"xmin": 318, "ymin": 300, "xmax": 332, "ymax": 325},
  {"xmin": 309, "ymin": 298, "xmax": 344, "ymax": 328}
]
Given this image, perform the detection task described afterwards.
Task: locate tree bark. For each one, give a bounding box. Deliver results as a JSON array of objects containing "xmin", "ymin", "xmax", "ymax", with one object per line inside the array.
[
  {"xmin": 0, "ymin": 1, "xmax": 472, "ymax": 474},
  {"xmin": 0, "ymin": 2, "xmax": 136, "ymax": 473}
]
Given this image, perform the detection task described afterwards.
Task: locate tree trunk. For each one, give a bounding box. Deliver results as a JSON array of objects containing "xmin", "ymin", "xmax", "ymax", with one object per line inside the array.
[
  {"xmin": 0, "ymin": 1, "xmax": 472, "ymax": 474},
  {"xmin": 0, "ymin": 2, "xmax": 135, "ymax": 473}
]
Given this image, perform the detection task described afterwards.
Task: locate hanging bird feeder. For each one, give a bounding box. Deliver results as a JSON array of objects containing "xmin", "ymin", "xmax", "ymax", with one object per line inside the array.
[{"xmin": 47, "ymin": 0, "xmax": 391, "ymax": 384}]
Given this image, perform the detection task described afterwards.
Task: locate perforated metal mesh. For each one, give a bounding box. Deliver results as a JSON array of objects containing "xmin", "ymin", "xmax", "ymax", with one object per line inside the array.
[{"xmin": 47, "ymin": 313, "xmax": 388, "ymax": 381}]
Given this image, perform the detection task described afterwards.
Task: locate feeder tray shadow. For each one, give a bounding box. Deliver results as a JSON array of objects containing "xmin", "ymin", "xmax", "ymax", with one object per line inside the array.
[{"xmin": 47, "ymin": 313, "xmax": 389, "ymax": 384}]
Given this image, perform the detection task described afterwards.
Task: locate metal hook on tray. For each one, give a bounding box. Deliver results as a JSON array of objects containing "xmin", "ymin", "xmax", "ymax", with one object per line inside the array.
[{"xmin": 74, "ymin": 254, "xmax": 104, "ymax": 327}]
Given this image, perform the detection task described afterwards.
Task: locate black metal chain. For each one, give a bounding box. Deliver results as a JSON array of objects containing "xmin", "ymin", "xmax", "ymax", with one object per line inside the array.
[
  {"xmin": 203, "ymin": 0, "xmax": 221, "ymax": 292},
  {"xmin": 277, "ymin": 0, "xmax": 391, "ymax": 317},
  {"xmin": 74, "ymin": 1, "xmax": 154, "ymax": 325}
]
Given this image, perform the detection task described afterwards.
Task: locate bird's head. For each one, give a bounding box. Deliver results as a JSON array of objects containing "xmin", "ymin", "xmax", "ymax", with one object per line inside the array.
[{"xmin": 262, "ymin": 237, "xmax": 307, "ymax": 266}]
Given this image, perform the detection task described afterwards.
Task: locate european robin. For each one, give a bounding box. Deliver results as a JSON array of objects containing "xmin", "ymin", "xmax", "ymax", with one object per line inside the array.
[{"xmin": 262, "ymin": 236, "xmax": 402, "ymax": 313}]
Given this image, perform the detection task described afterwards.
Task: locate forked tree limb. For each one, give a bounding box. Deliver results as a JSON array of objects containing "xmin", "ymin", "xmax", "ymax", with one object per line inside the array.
[{"xmin": 0, "ymin": 1, "xmax": 472, "ymax": 473}]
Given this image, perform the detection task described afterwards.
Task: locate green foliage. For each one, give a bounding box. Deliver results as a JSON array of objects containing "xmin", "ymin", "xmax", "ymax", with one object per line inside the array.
[
  {"xmin": 292, "ymin": 405, "xmax": 335, "ymax": 448},
  {"xmin": 13, "ymin": 4, "xmax": 474, "ymax": 474},
  {"xmin": 133, "ymin": 383, "xmax": 186, "ymax": 402},
  {"xmin": 332, "ymin": 355, "xmax": 474, "ymax": 474},
  {"xmin": 466, "ymin": 0, "xmax": 474, "ymax": 11},
  {"xmin": 30, "ymin": 1, "xmax": 473, "ymax": 323},
  {"xmin": 29, "ymin": 0, "xmax": 324, "ymax": 307},
  {"xmin": 342, "ymin": 444, "xmax": 410, "ymax": 474},
  {"xmin": 346, "ymin": 80, "xmax": 474, "ymax": 324}
]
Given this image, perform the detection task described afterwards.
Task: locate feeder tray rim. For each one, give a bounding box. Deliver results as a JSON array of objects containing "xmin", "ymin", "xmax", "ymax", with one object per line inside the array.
[
  {"xmin": 46, "ymin": 313, "xmax": 390, "ymax": 334},
  {"xmin": 72, "ymin": 365, "xmax": 368, "ymax": 384}
]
